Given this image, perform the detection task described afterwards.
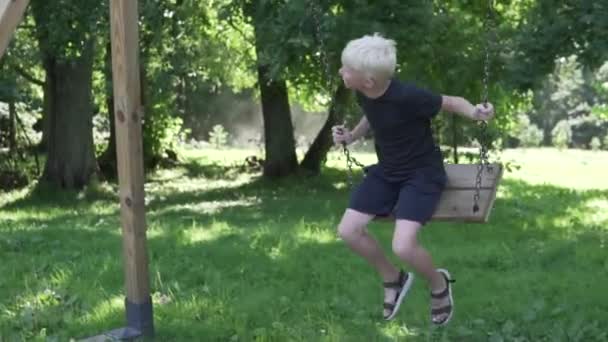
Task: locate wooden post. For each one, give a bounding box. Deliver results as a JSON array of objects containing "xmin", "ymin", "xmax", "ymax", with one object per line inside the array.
[
  {"xmin": 0, "ymin": 0, "xmax": 30, "ymax": 59},
  {"xmin": 108, "ymin": 0, "xmax": 154, "ymax": 338}
]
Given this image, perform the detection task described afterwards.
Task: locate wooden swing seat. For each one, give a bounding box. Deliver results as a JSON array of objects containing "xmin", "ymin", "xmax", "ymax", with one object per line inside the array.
[{"xmin": 376, "ymin": 163, "xmax": 503, "ymax": 223}]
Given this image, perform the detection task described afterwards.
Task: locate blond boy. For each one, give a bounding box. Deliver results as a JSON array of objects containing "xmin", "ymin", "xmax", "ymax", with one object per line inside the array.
[{"xmin": 332, "ymin": 33, "xmax": 494, "ymax": 324}]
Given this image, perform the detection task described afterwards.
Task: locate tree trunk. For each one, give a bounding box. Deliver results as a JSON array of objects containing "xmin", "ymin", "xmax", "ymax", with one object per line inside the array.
[
  {"xmin": 248, "ymin": 0, "xmax": 298, "ymax": 178},
  {"xmin": 257, "ymin": 64, "xmax": 298, "ymax": 178},
  {"xmin": 41, "ymin": 43, "xmax": 97, "ymax": 189},
  {"xmin": 99, "ymin": 42, "xmax": 118, "ymax": 180},
  {"xmin": 300, "ymin": 84, "xmax": 349, "ymax": 174},
  {"xmin": 8, "ymin": 100, "xmax": 16, "ymax": 155}
]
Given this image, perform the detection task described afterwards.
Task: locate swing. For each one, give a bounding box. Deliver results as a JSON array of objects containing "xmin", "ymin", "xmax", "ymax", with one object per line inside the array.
[{"xmin": 309, "ymin": 0, "xmax": 503, "ymax": 223}]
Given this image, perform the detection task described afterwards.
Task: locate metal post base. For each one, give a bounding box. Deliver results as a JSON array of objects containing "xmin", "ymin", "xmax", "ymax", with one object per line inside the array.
[
  {"xmin": 125, "ymin": 296, "xmax": 154, "ymax": 337},
  {"xmin": 80, "ymin": 296, "xmax": 154, "ymax": 341}
]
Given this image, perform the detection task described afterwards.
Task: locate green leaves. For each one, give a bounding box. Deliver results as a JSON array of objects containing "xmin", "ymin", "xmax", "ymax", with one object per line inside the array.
[
  {"xmin": 507, "ymin": 0, "xmax": 608, "ymax": 90},
  {"xmin": 30, "ymin": 0, "xmax": 107, "ymax": 61}
]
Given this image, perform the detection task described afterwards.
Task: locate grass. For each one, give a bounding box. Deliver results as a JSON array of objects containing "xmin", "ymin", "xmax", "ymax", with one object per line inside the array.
[{"xmin": 1, "ymin": 147, "xmax": 608, "ymax": 341}]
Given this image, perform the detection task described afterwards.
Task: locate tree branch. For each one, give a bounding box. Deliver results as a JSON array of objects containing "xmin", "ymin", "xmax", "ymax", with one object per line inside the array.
[{"xmin": 13, "ymin": 65, "xmax": 44, "ymax": 87}]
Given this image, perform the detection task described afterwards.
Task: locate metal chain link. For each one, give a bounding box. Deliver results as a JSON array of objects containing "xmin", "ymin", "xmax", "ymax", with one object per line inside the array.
[
  {"xmin": 342, "ymin": 140, "xmax": 366, "ymax": 187},
  {"xmin": 473, "ymin": 0, "xmax": 495, "ymax": 212}
]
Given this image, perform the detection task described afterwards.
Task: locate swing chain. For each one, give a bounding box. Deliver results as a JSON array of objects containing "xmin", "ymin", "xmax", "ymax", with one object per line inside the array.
[
  {"xmin": 309, "ymin": 0, "xmax": 365, "ymax": 187},
  {"xmin": 342, "ymin": 141, "xmax": 366, "ymax": 187},
  {"xmin": 309, "ymin": 0, "xmax": 334, "ymax": 93},
  {"xmin": 343, "ymin": 144, "xmax": 355, "ymax": 187},
  {"xmin": 473, "ymin": 0, "xmax": 495, "ymax": 213}
]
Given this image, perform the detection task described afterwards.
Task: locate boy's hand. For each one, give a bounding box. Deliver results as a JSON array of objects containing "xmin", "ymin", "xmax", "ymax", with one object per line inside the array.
[
  {"xmin": 332, "ymin": 125, "xmax": 353, "ymax": 145},
  {"xmin": 472, "ymin": 103, "xmax": 495, "ymax": 121}
]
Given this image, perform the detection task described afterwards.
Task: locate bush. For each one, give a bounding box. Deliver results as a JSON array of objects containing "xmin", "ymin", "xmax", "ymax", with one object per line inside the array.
[
  {"xmin": 511, "ymin": 113, "xmax": 544, "ymax": 147},
  {"xmin": 569, "ymin": 115, "xmax": 608, "ymax": 148},
  {"xmin": 209, "ymin": 124, "xmax": 229, "ymax": 149},
  {"xmin": 519, "ymin": 124, "xmax": 544, "ymax": 147},
  {"xmin": 590, "ymin": 137, "xmax": 601, "ymax": 151},
  {"xmin": 551, "ymin": 120, "xmax": 572, "ymax": 149},
  {"xmin": 604, "ymin": 135, "xmax": 608, "ymax": 150}
]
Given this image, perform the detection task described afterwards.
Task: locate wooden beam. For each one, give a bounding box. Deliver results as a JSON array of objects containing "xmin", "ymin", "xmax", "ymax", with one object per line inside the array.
[
  {"xmin": 0, "ymin": 0, "xmax": 29, "ymax": 59},
  {"xmin": 109, "ymin": 0, "xmax": 154, "ymax": 337}
]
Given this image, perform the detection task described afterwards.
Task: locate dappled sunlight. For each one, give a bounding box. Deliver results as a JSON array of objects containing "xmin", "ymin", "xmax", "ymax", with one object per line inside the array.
[
  {"xmin": 81, "ymin": 295, "xmax": 124, "ymax": 327},
  {"xmin": 583, "ymin": 197, "xmax": 608, "ymax": 225},
  {"xmin": 0, "ymin": 267, "xmax": 82, "ymax": 336},
  {"xmin": 145, "ymin": 176, "xmax": 252, "ymax": 198},
  {"xmin": 378, "ymin": 325, "xmax": 424, "ymax": 340},
  {"xmin": 149, "ymin": 197, "xmax": 261, "ymax": 217},
  {"xmin": 294, "ymin": 219, "xmax": 339, "ymax": 245},
  {"xmin": 181, "ymin": 221, "xmax": 235, "ymax": 244},
  {"xmin": 0, "ymin": 186, "xmax": 32, "ymax": 208},
  {"xmin": 0, "ymin": 182, "xmax": 120, "ymax": 230}
]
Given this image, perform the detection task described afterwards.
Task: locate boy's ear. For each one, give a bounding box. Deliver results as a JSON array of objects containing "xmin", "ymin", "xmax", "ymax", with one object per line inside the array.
[{"xmin": 363, "ymin": 76, "xmax": 376, "ymax": 89}]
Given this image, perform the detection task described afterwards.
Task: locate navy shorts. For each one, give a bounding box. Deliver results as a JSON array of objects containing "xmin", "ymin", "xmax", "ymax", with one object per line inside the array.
[{"xmin": 348, "ymin": 164, "xmax": 447, "ymax": 225}]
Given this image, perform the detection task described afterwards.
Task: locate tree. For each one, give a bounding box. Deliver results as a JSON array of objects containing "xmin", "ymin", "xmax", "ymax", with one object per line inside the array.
[
  {"xmin": 268, "ymin": 0, "xmax": 512, "ymax": 171},
  {"xmin": 226, "ymin": 0, "xmax": 299, "ymax": 178},
  {"xmin": 529, "ymin": 56, "xmax": 587, "ymax": 145},
  {"xmin": 507, "ymin": 0, "xmax": 608, "ymax": 91},
  {"xmin": 30, "ymin": 0, "xmax": 107, "ymax": 189}
]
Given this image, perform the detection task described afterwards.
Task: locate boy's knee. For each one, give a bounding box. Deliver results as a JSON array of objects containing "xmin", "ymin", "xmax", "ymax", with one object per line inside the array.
[
  {"xmin": 392, "ymin": 236, "xmax": 417, "ymax": 260},
  {"xmin": 337, "ymin": 222, "xmax": 365, "ymax": 241}
]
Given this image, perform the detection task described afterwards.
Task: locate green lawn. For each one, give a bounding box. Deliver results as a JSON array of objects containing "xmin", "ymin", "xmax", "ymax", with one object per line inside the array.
[{"xmin": 1, "ymin": 148, "xmax": 607, "ymax": 341}]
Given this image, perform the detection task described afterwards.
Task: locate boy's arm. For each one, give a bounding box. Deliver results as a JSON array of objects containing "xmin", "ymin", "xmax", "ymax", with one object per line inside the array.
[
  {"xmin": 348, "ymin": 116, "xmax": 370, "ymax": 142},
  {"xmin": 332, "ymin": 116, "xmax": 370, "ymax": 145},
  {"xmin": 441, "ymin": 95, "xmax": 494, "ymax": 121}
]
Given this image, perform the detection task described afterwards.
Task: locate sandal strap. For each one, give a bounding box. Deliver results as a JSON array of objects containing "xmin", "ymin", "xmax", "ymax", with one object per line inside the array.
[
  {"xmin": 431, "ymin": 273, "xmax": 455, "ymax": 298},
  {"xmin": 431, "ymin": 285, "xmax": 449, "ymax": 299},
  {"xmin": 431, "ymin": 305, "xmax": 452, "ymax": 316},
  {"xmin": 383, "ymin": 270, "xmax": 407, "ymax": 289}
]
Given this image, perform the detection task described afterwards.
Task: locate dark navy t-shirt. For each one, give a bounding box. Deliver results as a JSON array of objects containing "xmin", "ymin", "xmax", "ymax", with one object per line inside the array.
[{"xmin": 356, "ymin": 79, "xmax": 444, "ymax": 181}]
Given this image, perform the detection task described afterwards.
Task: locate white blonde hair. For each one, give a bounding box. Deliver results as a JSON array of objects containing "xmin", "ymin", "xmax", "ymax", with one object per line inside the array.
[{"xmin": 341, "ymin": 33, "xmax": 397, "ymax": 81}]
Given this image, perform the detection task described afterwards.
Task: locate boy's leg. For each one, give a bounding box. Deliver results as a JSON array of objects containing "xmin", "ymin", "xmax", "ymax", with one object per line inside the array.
[
  {"xmin": 392, "ymin": 219, "xmax": 453, "ymax": 324},
  {"xmin": 337, "ymin": 209, "xmax": 402, "ymax": 317},
  {"xmin": 338, "ymin": 209, "xmax": 398, "ymax": 280}
]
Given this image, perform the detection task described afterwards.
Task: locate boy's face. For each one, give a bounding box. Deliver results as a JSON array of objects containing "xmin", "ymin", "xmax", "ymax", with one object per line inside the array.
[{"xmin": 339, "ymin": 65, "xmax": 372, "ymax": 91}]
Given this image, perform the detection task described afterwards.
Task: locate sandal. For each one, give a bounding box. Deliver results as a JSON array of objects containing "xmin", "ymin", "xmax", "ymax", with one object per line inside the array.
[
  {"xmin": 430, "ymin": 268, "xmax": 455, "ymax": 326},
  {"xmin": 383, "ymin": 269, "xmax": 414, "ymax": 320}
]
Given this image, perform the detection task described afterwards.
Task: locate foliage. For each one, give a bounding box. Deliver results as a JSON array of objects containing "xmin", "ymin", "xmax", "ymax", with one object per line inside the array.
[
  {"xmin": 30, "ymin": 0, "xmax": 107, "ymax": 61},
  {"xmin": 208, "ymin": 124, "xmax": 229, "ymax": 149},
  {"xmin": 507, "ymin": 0, "xmax": 608, "ymax": 91},
  {"xmin": 526, "ymin": 56, "xmax": 586, "ymax": 144},
  {"xmin": 551, "ymin": 120, "xmax": 571, "ymax": 149},
  {"xmin": 590, "ymin": 62, "xmax": 608, "ymax": 120},
  {"xmin": 142, "ymin": 108, "xmax": 185, "ymax": 165},
  {"xmin": 513, "ymin": 114, "xmax": 543, "ymax": 147},
  {"xmin": 590, "ymin": 137, "xmax": 601, "ymax": 151},
  {"xmin": 569, "ymin": 115, "xmax": 608, "ymax": 149},
  {"xmin": 136, "ymin": 0, "xmax": 256, "ymax": 165},
  {"xmin": 3, "ymin": 0, "xmax": 608, "ymax": 190}
]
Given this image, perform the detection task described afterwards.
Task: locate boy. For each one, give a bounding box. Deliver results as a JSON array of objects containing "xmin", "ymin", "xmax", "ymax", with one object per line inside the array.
[{"xmin": 332, "ymin": 34, "xmax": 494, "ymax": 324}]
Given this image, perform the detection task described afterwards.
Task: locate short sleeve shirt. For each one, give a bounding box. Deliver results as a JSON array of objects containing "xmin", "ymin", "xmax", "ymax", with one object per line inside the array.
[{"xmin": 356, "ymin": 79, "xmax": 443, "ymax": 181}]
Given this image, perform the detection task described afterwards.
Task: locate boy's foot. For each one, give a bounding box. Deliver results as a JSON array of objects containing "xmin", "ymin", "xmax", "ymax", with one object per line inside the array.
[
  {"xmin": 430, "ymin": 268, "xmax": 455, "ymax": 326},
  {"xmin": 383, "ymin": 270, "xmax": 414, "ymax": 320}
]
